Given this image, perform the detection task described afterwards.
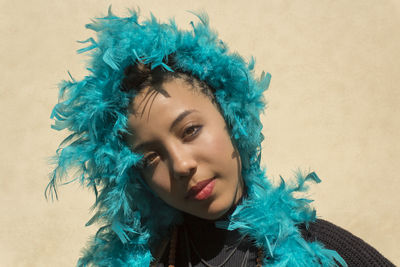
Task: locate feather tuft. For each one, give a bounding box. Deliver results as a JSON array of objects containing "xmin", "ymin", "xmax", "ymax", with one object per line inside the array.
[{"xmin": 47, "ymin": 8, "xmax": 345, "ymax": 266}]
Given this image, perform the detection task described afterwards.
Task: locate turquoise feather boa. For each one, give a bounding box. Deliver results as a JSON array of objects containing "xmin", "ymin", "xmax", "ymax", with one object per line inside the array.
[{"xmin": 47, "ymin": 7, "xmax": 346, "ymax": 266}]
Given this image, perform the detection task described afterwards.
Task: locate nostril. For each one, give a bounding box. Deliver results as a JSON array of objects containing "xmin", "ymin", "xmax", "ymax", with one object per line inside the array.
[
  {"xmin": 176, "ymin": 166, "xmax": 197, "ymax": 179},
  {"xmin": 188, "ymin": 166, "xmax": 197, "ymax": 176},
  {"xmin": 173, "ymin": 163, "xmax": 197, "ymax": 180}
]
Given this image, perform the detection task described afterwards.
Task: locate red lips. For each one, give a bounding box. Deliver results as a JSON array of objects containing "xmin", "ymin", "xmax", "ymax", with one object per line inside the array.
[{"xmin": 186, "ymin": 177, "xmax": 215, "ymax": 200}]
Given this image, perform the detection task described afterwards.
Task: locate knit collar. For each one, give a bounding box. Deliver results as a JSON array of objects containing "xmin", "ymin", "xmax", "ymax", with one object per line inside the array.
[{"xmin": 181, "ymin": 198, "xmax": 245, "ymax": 251}]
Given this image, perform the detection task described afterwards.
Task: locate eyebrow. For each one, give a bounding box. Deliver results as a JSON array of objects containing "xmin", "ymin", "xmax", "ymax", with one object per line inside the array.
[
  {"xmin": 169, "ymin": 109, "xmax": 198, "ymax": 132},
  {"xmin": 133, "ymin": 109, "xmax": 198, "ymax": 151}
]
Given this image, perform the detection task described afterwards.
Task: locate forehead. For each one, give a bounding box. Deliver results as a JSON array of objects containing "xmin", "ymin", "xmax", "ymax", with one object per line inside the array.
[
  {"xmin": 126, "ymin": 78, "xmax": 218, "ymax": 139},
  {"xmin": 131, "ymin": 78, "xmax": 212, "ymax": 116}
]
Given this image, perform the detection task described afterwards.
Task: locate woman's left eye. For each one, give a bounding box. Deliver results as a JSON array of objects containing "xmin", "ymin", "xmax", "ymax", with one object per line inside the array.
[{"xmin": 182, "ymin": 125, "xmax": 202, "ymax": 140}]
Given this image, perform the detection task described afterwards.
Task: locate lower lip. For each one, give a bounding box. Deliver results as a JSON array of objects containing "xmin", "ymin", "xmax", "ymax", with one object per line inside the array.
[{"xmin": 192, "ymin": 179, "xmax": 216, "ymax": 200}]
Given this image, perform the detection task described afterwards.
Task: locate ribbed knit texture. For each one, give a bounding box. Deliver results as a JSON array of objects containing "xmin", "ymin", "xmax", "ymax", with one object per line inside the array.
[
  {"xmin": 158, "ymin": 215, "xmax": 259, "ymax": 266},
  {"xmin": 157, "ymin": 219, "xmax": 394, "ymax": 266},
  {"xmin": 300, "ymin": 219, "xmax": 395, "ymax": 267}
]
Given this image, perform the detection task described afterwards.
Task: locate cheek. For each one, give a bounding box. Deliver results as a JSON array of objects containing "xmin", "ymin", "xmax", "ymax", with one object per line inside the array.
[
  {"xmin": 202, "ymin": 126, "xmax": 235, "ymax": 160},
  {"xmin": 205, "ymin": 122, "xmax": 241, "ymax": 175},
  {"xmin": 143, "ymin": 164, "xmax": 172, "ymax": 196}
]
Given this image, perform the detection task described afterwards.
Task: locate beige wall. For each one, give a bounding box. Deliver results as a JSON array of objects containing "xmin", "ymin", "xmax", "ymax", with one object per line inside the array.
[{"xmin": 1, "ymin": 0, "xmax": 399, "ymax": 265}]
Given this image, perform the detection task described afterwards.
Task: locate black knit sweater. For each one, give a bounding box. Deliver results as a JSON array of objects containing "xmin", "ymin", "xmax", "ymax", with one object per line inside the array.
[
  {"xmin": 157, "ymin": 218, "xmax": 394, "ymax": 266},
  {"xmin": 299, "ymin": 219, "xmax": 394, "ymax": 267}
]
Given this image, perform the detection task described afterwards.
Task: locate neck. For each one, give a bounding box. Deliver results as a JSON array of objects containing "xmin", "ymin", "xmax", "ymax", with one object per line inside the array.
[{"xmin": 183, "ymin": 191, "xmax": 246, "ymax": 227}]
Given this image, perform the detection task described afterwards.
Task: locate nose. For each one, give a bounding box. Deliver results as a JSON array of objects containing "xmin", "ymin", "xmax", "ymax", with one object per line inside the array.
[{"xmin": 168, "ymin": 145, "xmax": 197, "ymax": 179}]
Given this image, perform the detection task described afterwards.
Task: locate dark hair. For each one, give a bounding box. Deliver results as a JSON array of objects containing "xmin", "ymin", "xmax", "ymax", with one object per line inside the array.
[{"xmin": 120, "ymin": 60, "xmax": 216, "ymax": 104}]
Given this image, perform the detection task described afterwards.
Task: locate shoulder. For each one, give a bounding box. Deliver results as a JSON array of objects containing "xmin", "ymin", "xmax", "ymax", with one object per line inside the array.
[{"xmin": 299, "ymin": 219, "xmax": 395, "ymax": 267}]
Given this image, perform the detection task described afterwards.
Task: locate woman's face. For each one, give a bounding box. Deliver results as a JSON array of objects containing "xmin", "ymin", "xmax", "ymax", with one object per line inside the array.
[{"xmin": 126, "ymin": 77, "xmax": 243, "ymax": 220}]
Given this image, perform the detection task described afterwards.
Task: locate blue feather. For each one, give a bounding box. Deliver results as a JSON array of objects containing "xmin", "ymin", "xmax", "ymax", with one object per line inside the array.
[{"xmin": 47, "ymin": 8, "xmax": 346, "ymax": 267}]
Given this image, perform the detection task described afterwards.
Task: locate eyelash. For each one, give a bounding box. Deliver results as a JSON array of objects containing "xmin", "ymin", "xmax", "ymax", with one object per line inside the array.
[
  {"xmin": 141, "ymin": 125, "xmax": 202, "ymax": 169},
  {"xmin": 182, "ymin": 124, "xmax": 202, "ymax": 140},
  {"xmin": 141, "ymin": 152, "xmax": 158, "ymax": 168}
]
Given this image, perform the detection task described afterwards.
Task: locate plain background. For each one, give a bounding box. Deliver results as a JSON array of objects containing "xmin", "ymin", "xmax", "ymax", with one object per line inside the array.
[{"xmin": 1, "ymin": 0, "xmax": 399, "ymax": 266}]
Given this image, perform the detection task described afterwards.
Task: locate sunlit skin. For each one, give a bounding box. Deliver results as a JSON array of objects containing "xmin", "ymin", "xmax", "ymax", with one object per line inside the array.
[{"xmin": 125, "ymin": 77, "xmax": 244, "ymax": 220}]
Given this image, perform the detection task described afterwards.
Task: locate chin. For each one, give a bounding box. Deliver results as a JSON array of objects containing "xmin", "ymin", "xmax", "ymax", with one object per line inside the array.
[
  {"xmin": 199, "ymin": 197, "xmax": 235, "ymax": 220},
  {"xmin": 194, "ymin": 211, "xmax": 226, "ymax": 220},
  {"xmin": 181, "ymin": 183, "xmax": 243, "ymax": 220}
]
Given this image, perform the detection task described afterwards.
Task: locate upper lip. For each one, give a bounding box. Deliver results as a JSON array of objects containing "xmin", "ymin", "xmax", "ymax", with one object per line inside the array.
[{"xmin": 185, "ymin": 177, "xmax": 215, "ymax": 199}]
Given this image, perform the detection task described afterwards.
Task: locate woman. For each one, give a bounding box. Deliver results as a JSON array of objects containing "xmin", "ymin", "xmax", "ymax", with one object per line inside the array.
[{"xmin": 47, "ymin": 8, "xmax": 393, "ymax": 266}]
